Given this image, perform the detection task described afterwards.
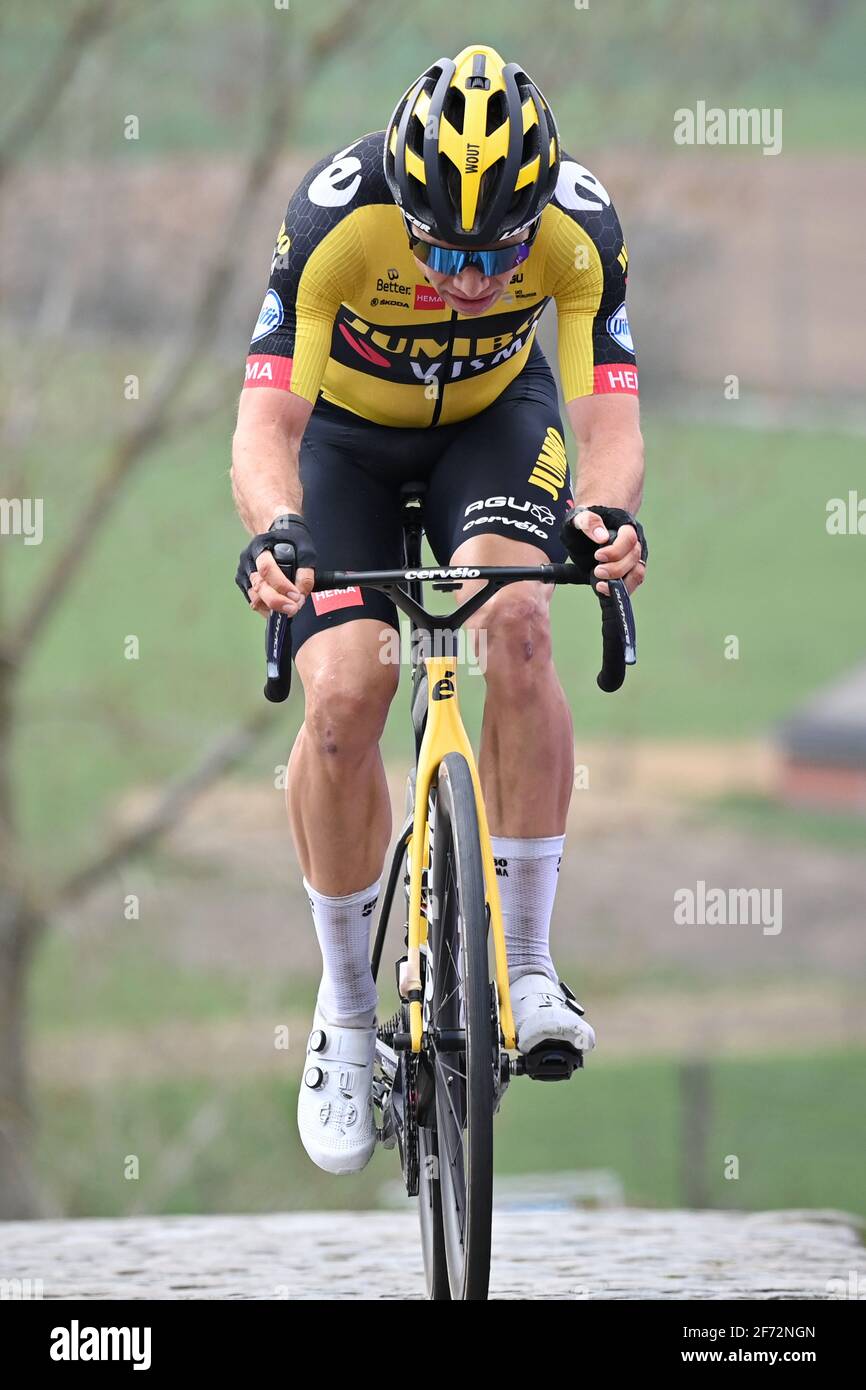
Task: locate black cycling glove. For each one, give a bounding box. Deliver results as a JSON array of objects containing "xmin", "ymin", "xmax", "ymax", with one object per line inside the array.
[
  {"xmin": 235, "ymin": 513, "xmax": 317, "ymax": 604},
  {"xmin": 559, "ymin": 505, "xmax": 648, "ymax": 585}
]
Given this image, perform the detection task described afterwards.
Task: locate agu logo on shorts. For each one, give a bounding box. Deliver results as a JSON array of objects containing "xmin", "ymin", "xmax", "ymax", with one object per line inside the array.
[
  {"xmin": 606, "ymin": 301, "xmax": 634, "ymax": 354},
  {"xmin": 310, "ymin": 586, "xmax": 365, "ymax": 615},
  {"xmin": 251, "ymin": 289, "xmax": 284, "ymax": 343}
]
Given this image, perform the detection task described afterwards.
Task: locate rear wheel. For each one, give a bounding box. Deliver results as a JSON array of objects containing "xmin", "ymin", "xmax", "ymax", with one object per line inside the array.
[{"xmin": 426, "ymin": 752, "xmax": 495, "ymax": 1301}]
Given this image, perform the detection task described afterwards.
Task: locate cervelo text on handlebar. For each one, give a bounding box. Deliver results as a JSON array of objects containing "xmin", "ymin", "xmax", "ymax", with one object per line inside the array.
[{"xmin": 262, "ymin": 543, "xmax": 636, "ymax": 703}]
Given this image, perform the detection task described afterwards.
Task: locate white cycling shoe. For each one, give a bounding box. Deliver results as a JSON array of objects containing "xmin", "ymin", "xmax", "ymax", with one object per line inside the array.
[
  {"xmin": 297, "ymin": 1007, "xmax": 378, "ymax": 1175},
  {"xmin": 511, "ymin": 973, "xmax": 597, "ymax": 1056}
]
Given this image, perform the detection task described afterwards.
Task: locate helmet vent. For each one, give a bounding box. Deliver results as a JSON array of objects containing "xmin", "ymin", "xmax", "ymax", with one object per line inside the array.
[
  {"xmin": 407, "ymin": 171, "xmax": 427, "ymax": 203},
  {"xmin": 521, "ymin": 115, "xmax": 540, "ymax": 163},
  {"xmin": 485, "ymin": 91, "xmax": 507, "ymax": 136},
  {"xmin": 443, "ymin": 87, "xmax": 465, "ymax": 135},
  {"xmin": 406, "ymin": 107, "xmax": 426, "ymax": 158}
]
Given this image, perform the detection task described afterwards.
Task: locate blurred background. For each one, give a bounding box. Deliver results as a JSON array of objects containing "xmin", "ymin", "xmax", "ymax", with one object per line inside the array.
[{"xmin": 1, "ymin": 0, "xmax": 864, "ymax": 1223}]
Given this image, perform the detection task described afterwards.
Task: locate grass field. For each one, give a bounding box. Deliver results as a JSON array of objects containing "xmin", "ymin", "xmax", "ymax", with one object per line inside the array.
[
  {"xmin": 36, "ymin": 1050, "xmax": 866, "ymax": 1219},
  {"xmin": 707, "ymin": 795, "xmax": 866, "ymax": 853}
]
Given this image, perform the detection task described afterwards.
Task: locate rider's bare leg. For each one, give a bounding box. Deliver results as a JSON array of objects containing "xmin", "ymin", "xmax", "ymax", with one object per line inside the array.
[
  {"xmin": 288, "ymin": 618, "xmax": 399, "ymax": 894},
  {"xmin": 450, "ymin": 534, "xmax": 574, "ymax": 836}
]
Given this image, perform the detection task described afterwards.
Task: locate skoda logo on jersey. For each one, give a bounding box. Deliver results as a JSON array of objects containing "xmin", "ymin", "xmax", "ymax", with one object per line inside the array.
[
  {"xmin": 606, "ymin": 301, "xmax": 634, "ymax": 354},
  {"xmin": 251, "ymin": 290, "xmax": 283, "ymax": 343}
]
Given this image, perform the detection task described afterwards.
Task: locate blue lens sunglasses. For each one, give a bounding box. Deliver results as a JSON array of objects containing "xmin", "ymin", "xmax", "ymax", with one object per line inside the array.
[{"xmin": 405, "ymin": 217, "xmax": 539, "ymax": 276}]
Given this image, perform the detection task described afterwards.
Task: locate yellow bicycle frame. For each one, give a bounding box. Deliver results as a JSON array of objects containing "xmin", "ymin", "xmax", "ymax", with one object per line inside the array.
[{"xmin": 403, "ymin": 653, "xmax": 516, "ymax": 1054}]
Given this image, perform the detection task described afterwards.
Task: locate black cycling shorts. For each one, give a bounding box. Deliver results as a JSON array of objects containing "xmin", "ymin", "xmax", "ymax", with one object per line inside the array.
[{"xmin": 291, "ymin": 344, "xmax": 574, "ymax": 657}]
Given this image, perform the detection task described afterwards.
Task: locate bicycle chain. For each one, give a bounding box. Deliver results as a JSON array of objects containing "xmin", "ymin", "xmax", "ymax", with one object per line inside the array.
[{"xmin": 400, "ymin": 1046, "xmax": 420, "ymax": 1198}]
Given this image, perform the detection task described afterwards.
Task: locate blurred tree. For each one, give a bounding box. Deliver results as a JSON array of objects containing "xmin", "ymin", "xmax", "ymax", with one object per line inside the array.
[
  {"xmin": 0, "ymin": 0, "xmax": 118, "ymax": 190},
  {"xmin": 0, "ymin": 0, "xmax": 376, "ymax": 1218}
]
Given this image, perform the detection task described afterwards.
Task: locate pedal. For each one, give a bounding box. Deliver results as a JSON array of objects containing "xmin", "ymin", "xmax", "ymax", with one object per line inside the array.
[{"xmin": 517, "ymin": 1043, "xmax": 583, "ymax": 1082}]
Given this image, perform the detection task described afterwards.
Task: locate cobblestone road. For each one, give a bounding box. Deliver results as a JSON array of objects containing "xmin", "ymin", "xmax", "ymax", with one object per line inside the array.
[{"xmin": 1, "ymin": 1208, "xmax": 861, "ymax": 1300}]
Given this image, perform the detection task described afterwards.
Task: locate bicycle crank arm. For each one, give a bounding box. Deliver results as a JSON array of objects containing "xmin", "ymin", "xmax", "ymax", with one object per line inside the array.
[{"xmin": 391, "ymin": 1027, "xmax": 468, "ymax": 1052}]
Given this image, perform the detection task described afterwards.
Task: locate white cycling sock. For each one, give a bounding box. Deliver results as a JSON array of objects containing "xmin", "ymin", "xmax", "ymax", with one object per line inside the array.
[
  {"xmin": 304, "ymin": 877, "xmax": 380, "ymax": 1028},
  {"xmin": 490, "ymin": 835, "xmax": 564, "ymax": 984}
]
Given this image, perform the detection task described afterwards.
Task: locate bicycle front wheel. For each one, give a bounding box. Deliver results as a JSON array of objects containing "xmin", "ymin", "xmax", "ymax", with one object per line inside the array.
[{"xmin": 427, "ymin": 751, "xmax": 495, "ymax": 1301}]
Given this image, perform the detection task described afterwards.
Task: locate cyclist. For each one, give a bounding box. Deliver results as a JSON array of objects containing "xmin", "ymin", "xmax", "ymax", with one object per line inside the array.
[{"xmin": 232, "ymin": 46, "xmax": 647, "ymax": 1174}]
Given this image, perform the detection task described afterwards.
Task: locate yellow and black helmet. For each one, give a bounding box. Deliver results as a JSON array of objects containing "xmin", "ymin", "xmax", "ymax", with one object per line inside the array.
[{"xmin": 384, "ymin": 44, "xmax": 560, "ymax": 247}]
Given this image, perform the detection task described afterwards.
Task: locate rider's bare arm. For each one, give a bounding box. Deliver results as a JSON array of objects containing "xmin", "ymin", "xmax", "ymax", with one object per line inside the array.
[
  {"xmin": 567, "ymin": 393, "xmax": 644, "ymax": 513},
  {"xmin": 231, "ymin": 387, "xmax": 314, "ymax": 534},
  {"xmin": 231, "ymin": 388, "xmax": 316, "ymax": 616},
  {"xmin": 566, "ymin": 393, "xmax": 645, "ymax": 596}
]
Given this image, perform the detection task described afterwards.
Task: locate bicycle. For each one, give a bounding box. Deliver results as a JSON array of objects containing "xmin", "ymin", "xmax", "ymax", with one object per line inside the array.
[{"xmin": 263, "ymin": 481, "xmax": 637, "ymax": 1301}]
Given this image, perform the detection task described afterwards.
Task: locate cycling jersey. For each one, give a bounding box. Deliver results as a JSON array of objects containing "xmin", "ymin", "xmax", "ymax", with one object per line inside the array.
[{"xmin": 243, "ymin": 130, "xmax": 638, "ymax": 428}]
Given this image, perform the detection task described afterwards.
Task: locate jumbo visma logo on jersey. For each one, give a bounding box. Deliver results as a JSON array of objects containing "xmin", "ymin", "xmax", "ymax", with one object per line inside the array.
[{"xmin": 329, "ymin": 302, "xmax": 547, "ymax": 385}]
